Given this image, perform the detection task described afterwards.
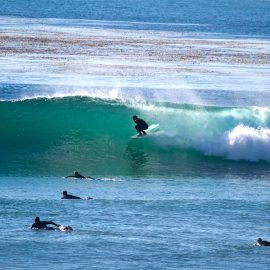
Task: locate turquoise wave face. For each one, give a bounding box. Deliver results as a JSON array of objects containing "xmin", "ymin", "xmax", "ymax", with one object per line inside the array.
[{"xmin": 1, "ymin": 97, "xmax": 270, "ymax": 177}]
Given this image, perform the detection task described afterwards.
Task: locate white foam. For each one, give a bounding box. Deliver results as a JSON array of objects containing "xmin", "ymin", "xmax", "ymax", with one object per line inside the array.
[
  {"xmin": 20, "ymin": 87, "xmax": 122, "ymax": 101},
  {"xmin": 198, "ymin": 124, "xmax": 270, "ymax": 161}
]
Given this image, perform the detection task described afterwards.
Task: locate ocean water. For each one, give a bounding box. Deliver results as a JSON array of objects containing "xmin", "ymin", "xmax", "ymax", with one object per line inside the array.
[
  {"xmin": 0, "ymin": 176, "xmax": 270, "ymax": 270},
  {"xmin": 1, "ymin": 0, "xmax": 270, "ymax": 269}
]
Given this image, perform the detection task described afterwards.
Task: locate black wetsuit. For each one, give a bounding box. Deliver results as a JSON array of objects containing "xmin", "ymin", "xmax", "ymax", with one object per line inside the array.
[
  {"xmin": 257, "ymin": 239, "xmax": 270, "ymax": 246},
  {"xmin": 62, "ymin": 194, "xmax": 82, "ymax": 199},
  {"xmin": 135, "ymin": 118, "xmax": 148, "ymax": 135},
  {"xmin": 65, "ymin": 173, "xmax": 85, "ymax": 179},
  {"xmin": 31, "ymin": 221, "xmax": 59, "ymax": 230}
]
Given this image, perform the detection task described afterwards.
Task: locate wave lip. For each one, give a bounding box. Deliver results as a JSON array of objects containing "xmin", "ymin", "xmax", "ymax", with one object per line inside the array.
[{"xmin": 202, "ymin": 125, "xmax": 270, "ymax": 162}]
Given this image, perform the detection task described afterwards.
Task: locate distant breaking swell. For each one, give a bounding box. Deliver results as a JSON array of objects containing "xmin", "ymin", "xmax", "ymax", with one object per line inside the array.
[{"xmin": 1, "ymin": 97, "xmax": 270, "ymax": 176}]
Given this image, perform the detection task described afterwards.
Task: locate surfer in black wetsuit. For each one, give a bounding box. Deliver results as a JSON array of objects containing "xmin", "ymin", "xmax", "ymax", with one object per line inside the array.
[
  {"xmin": 65, "ymin": 171, "xmax": 94, "ymax": 179},
  {"xmin": 31, "ymin": 217, "xmax": 60, "ymax": 230},
  {"xmin": 255, "ymin": 238, "xmax": 270, "ymax": 246},
  {"xmin": 61, "ymin": 190, "xmax": 82, "ymax": 200},
  {"xmin": 133, "ymin": 115, "xmax": 149, "ymax": 136}
]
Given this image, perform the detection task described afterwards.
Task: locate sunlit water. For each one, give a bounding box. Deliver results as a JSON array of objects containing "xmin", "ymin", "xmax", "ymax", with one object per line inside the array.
[{"xmin": 1, "ymin": 0, "xmax": 270, "ymax": 269}]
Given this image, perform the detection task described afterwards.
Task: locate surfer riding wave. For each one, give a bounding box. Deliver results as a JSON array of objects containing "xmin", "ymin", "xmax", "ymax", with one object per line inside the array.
[{"xmin": 133, "ymin": 115, "xmax": 148, "ymax": 136}]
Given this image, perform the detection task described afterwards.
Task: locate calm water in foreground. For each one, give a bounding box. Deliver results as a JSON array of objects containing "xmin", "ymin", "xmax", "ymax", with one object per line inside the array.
[{"xmin": 0, "ymin": 176, "xmax": 270, "ymax": 269}]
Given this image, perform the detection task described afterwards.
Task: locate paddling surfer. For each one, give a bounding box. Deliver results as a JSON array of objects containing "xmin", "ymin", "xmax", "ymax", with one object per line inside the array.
[
  {"xmin": 31, "ymin": 217, "xmax": 60, "ymax": 230},
  {"xmin": 61, "ymin": 190, "xmax": 82, "ymax": 200},
  {"xmin": 31, "ymin": 217, "xmax": 73, "ymax": 231},
  {"xmin": 255, "ymin": 238, "xmax": 270, "ymax": 246},
  {"xmin": 61, "ymin": 190, "xmax": 93, "ymax": 200},
  {"xmin": 65, "ymin": 171, "xmax": 94, "ymax": 179}
]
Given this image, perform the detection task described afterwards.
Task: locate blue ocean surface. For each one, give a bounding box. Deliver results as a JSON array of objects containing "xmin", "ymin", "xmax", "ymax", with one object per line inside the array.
[
  {"xmin": 1, "ymin": 0, "xmax": 270, "ymax": 269},
  {"xmin": 0, "ymin": 176, "xmax": 270, "ymax": 270},
  {"xmin": 1, "ymin": 0, "xmax": 270, "ymax": 37}
]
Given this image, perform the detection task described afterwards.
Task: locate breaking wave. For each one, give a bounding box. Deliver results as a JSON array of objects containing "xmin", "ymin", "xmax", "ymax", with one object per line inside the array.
[{"xmin": 1, "ymin": 96, "xmax": 270, "ymax": 176}]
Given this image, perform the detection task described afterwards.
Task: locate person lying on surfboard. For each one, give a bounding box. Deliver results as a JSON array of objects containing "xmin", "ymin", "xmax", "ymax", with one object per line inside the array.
[
  {"xmin": 61, "ymin": 190, "xmax": 82, "ymax": 199},
  {"xmin": 132, "ymin": 115, "xmax": 149, "ymax": 136},
  {"xmin": 31, "ymin": 216, "xmax": 60, "ymax": 230},
  {"xmin": 31, "ymin": 217, "xmax": 73, "ymax": 231},
  {"xmin": 255, "ymin": 238, "xmax": 270, "ymax": 246},
  {"xmin": 61, "ymin": 190, "xmax": 93, "ymax": 200},
  {"xmin": 65, "ymin": 171, "xmax": 94, "ymax": 179}
]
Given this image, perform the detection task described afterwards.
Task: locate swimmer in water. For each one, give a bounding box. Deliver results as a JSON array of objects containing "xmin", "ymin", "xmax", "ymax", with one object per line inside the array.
[
  {"xmin": 31, "ymin": 217, "xmax": 60, "ymax": 230},
  {"xmin": 61, "ymin": 190, "xmax": 82, "ymax": 200},
  {"xmin": 65, "ymin": 171, "xmax": 94, "ymax": 179},
  {"xmin": 255, "ymin": 238, "xmax": 270, "ymax": 246}
]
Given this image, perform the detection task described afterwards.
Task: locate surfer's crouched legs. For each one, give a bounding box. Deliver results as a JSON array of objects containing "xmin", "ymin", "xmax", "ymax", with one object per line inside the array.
[{"xmin": 135, "ymin": 125, "xmax": 147, "ymax": 136}]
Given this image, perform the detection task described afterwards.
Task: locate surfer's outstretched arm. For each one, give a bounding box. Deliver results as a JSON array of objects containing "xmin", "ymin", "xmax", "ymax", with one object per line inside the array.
[{"xmin": 46, "ymin": 221, "xmax": 60, "ymax": 227}]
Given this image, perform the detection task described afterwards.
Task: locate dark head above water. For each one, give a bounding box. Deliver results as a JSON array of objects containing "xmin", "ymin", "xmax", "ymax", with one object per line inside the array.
[
  {"xmin": 35, "ymin": 216, "xmax": 40, "ymax": 223},
  {"xmin": 35, "ymin": 217, "xmax": 40, "ymax": 223}
]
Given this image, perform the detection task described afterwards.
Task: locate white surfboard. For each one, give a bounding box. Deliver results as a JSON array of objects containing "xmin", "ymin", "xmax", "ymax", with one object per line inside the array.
[
  {"xmin": 131, "ymin": 124, "xmax": 160, "ymax": 139},
  {"xmin": 59, "ymin": 225, "xmax": 73, "ymax": 231}
]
